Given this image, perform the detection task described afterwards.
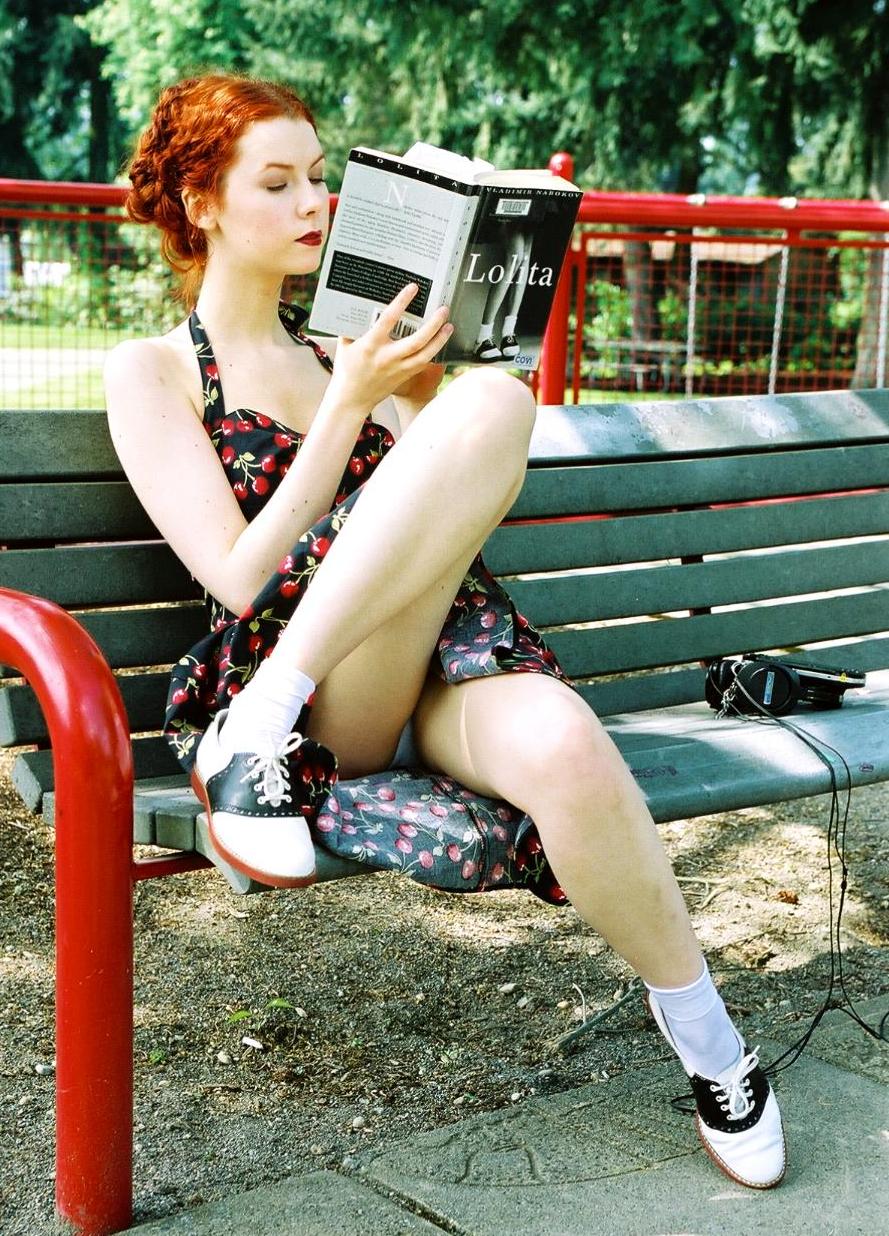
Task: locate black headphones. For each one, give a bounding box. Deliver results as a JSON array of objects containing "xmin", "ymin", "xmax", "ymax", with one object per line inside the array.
[
  {"xmin": 705, "ymin": 656, "xmax": 802, "ymax": 716},
  {"xmin": 705, "ymin": 653, "xmax": 862, "ymax": 716}
]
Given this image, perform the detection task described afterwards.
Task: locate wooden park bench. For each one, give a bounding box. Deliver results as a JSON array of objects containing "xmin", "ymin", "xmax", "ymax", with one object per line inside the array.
[{"xmin": 2, "ymin": 388, "xmax": 889, "ymax": 1234}]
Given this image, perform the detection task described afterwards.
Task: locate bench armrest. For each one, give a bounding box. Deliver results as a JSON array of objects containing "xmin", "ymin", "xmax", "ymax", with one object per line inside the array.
[{"xmin": 0, "ymin": 587, "xmax": 134, "ymax": 1232}]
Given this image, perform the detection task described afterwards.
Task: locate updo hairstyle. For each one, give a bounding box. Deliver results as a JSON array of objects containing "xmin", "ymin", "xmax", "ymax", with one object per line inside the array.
[{"xmin": 126, "ymin": 73, "xmax": 317, "ymax": 307}]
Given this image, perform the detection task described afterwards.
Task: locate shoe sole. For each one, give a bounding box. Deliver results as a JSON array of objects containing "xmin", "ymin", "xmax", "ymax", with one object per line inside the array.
[
  {"xmin": 190, "ymin": 769, "xmax": 317, "ymax": 889},
  {"xmin": 696, "ymin": 1115, "xmax": 787, "ymax": 1189}
]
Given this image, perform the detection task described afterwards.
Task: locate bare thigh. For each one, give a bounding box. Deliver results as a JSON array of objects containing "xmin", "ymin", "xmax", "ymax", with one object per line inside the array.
[
  {"xmin": 302, "ymin": 544, "xmax": 483, "ymax": 778},
  {"xmin": 412, "ymin": 670, "xmax": 609, "ymax": 802}
]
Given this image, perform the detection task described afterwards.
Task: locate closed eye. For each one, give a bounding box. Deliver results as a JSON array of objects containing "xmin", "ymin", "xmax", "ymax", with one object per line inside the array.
[{"xmin": 266, "ymin": 184, "xmax": 287, "ymax": 193}]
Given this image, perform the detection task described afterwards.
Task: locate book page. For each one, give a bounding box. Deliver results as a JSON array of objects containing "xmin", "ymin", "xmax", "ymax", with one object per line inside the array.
[
  {"xmin": 310, "ymin": 152, "xmax": 476, "ymax": 337},
  {"xmin": 400, "ymin": 141, "xmax": 494, "ymax": 180}
]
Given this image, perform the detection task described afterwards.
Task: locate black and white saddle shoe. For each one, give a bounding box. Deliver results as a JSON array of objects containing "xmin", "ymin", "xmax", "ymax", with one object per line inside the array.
[
  {"xmin": 474, "ymin": 338, "xmax": 503, "ymax": 362},
  {"xmin": 499, "ymin": 334, "xmax": 520, "ymax": 359},
  {"xmin": 190, "ymin": 709, "xmax": 338, "ymax": 888},
  {"xmin": 647, "ymin": 990, "xmax": 786, "ymax": 1189}
]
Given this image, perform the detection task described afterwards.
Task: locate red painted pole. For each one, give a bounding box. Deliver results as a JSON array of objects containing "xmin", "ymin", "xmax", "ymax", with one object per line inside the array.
[
  {"xmin": 537, "ymin": 152, "xmax": 576, "ymax": 405},
  {"xmin": 0, "ymin": 590, "xmax": 134, "ymax": 1235}
]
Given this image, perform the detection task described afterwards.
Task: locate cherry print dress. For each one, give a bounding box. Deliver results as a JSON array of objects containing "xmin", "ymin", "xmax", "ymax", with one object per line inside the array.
[{"xmin": 164, "ymin": 301, "xmax": 573, "ymax": 905}]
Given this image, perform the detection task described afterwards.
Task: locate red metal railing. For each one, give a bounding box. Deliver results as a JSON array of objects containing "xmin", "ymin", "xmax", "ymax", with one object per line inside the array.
[
  {"xmin": 536, "ymin": 154, "xmax": 889, "ymax": 403},
  {"xmin": 3, "ymin": 168, "xmax": 889, "ymax": 408},
  {"xmin": 0, "ymin": 589, "xmax": 134, "ymax": 1236}
]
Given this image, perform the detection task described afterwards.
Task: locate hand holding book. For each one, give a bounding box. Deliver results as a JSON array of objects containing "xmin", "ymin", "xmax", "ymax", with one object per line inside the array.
[{"xmin": 326, "ymin": 282, "xmax": 453, "ymax": 415}]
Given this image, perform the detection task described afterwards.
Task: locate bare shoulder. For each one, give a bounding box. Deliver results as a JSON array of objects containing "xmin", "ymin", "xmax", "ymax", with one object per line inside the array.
[{"xmin": 104, "ymin": 322, "xmax": 201, "ymax": 422}]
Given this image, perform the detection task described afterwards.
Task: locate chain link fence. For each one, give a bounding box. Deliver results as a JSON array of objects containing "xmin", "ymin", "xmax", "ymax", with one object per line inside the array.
[{"xmin": 2, "ymin": 176, "xmax": 888, "ymax": 409}]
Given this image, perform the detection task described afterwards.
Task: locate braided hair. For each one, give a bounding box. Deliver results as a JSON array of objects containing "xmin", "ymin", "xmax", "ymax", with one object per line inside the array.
[{"xmin": 126, "ymin": 73, "xmax": 317, "ymax": 307}]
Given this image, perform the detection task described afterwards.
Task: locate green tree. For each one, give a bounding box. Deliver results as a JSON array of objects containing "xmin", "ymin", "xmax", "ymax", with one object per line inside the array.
[
  {"xmin": 0, "ymin": 1, "xmax": 117, "ymax": 181},
  {"xmin": 80, "ymin": 0, "xmax": 258, "ymax": 144},
  {"xmin": 735, "ymin": 1, "xmax": 889, "ymax": 383}
]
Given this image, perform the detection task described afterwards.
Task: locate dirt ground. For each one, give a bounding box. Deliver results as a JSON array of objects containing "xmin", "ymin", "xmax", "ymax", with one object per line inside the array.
[{"xmin": 0, "ymin": 750, "xmax": 886, "ymax": 1235}]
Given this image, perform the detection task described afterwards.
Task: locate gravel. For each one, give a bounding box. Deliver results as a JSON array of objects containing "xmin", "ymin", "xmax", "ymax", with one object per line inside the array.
[{"xmin": 0, "ymin": 751, "xmax": 886, "ymax": 1234}]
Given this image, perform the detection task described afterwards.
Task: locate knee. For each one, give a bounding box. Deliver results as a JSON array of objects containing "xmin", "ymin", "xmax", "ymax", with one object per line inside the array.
[
  {"xmin": 516, "ymin": 705, "xmax": 625, "ymax": 812},
  {"xmin": 439, "ymin": 370, "xmax": 535, "ymax": 495},
  {"xmin": 447, "ymin": 368, "xmax": 536, "ymax": 449}
]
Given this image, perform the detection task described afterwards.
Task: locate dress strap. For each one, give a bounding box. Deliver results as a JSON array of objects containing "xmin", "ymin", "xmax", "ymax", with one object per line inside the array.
[
  {"xmin": 188, "ymin": 309, "xmax": 226, "ymax": 426},
  {"xmin": 278, "ymin": 301, "xmax": 335, "ymax": 374}
]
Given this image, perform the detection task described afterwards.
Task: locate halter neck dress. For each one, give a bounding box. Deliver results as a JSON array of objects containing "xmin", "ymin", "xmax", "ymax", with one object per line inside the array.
[{"xmin": 163, "ymin": 301, "xmax": 572, "ymax": 905}]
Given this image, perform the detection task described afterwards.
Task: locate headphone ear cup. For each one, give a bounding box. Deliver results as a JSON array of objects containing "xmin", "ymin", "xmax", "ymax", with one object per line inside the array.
[
  {"xmin": 705, "ymin": 659, "xmax": 734, "ymax": 710},
  {"xmin": 735, "ymin": 661, "xmax": 800, "ymax": 715}
]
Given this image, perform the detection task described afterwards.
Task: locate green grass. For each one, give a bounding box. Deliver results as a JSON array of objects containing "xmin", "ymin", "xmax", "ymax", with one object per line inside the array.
[
  {"xmin": 8, "ymin": 369, "xmax": 106, "ymax": 410},
  {"xmin": 554, "ymin": 387, "xmax": 686, "ymax": 404},
  {"xmin": 0, "ymin": 323, "xmax": 132, "ymax": 349}
]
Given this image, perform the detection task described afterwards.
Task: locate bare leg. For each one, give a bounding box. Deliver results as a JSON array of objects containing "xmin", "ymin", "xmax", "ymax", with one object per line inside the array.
[
  {"xmin": 478, "ymin": 230, "xmax": 531, "ymax": 340},
  {"xmin": 276, "ymin": 368, "xmax": 536, "ymax": 684},
  {"xmin": 413, "ymin": 671, "xmax": 703, "ymax": 988},
  {"xmin": 503, "ymin": 230, "xmax": 532, "ymax": 322}
]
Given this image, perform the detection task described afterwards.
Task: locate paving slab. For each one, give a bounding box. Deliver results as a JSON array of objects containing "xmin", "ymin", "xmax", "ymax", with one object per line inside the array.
[
  {"xmin": 121, "ymin": 1169, "xmax": 442, "ymax": 1235},
  {"xmin": 355, "ymin": 1042, "xmax": 889, "ymax": 1236},
  {"xmin": 125, "ymin": 1024, "xmax": 889, "ymax": 1236},
  {"xmin": 796, "ymin": 995, "xmax": 889, "ymax": 1085}
]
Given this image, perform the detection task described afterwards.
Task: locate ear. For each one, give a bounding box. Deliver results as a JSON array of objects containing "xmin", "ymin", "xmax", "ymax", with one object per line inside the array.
[{"xmin": 181, "ymin": 187, "xmax": 216, "ymax": 231}]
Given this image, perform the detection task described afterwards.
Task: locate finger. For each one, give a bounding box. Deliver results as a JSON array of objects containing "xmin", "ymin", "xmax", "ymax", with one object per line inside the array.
[
  {"xmin": 387, "ymin": 305, "xmax": 451, "ymax": 356},
  {"xmin": 412, "ymin": 322, "xmax": 454, "ymax": 365},
  {"xmin": 374, "ymin": 282, "xmax": 420, "ymax": 330}
]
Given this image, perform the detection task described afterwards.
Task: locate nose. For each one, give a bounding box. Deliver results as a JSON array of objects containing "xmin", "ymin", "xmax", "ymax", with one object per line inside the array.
[{"xmin": 299, "ymin": 179, "xmax": 328, "ymax": 221}]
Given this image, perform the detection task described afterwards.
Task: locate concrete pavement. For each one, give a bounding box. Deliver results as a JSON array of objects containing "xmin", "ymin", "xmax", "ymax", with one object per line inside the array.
[{"xmin": 126, "ymin": 997, "xmax": 888, "ymax": 1236}]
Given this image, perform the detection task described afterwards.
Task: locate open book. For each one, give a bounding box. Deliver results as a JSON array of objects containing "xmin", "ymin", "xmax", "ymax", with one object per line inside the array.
[{"xmin": 308, "ymin": 142, "xmax": 582, "ymax": 369}]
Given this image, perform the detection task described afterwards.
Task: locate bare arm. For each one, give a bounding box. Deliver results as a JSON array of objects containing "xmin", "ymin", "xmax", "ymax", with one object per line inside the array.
[
  {"xmin": 104, "ymin": 338, "xmax": 373, "ymax": 614},
  {"xmin": 107, "ymin": 284, "xmax": 452, "ymax": 615}
]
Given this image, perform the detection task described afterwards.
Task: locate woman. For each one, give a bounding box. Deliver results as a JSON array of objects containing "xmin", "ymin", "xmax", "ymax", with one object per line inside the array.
[{"xmin": 104, "ymin": 72, "xmax": 786, "ymax": 1190}]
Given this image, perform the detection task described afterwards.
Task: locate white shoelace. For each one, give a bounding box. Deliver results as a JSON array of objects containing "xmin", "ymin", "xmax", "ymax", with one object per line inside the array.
[
  {"xmin": 710, "ymin": 1046, "xmax": 760, "ymax": 1120},
  {"xmin": 240, "ymin": 732, "xmax": 306, "ymax": 808}
]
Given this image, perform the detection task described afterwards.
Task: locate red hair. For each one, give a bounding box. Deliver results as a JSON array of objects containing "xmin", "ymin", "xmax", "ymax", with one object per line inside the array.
[{"xmin": 126, "ymin": 73, "xmax": 317, "ymax": 307}]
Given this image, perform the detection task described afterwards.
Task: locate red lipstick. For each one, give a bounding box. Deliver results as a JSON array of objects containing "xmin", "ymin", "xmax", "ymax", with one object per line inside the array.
[{"xmin": 297, "ymin": 231, "xmax": 323, "ymax": 245}]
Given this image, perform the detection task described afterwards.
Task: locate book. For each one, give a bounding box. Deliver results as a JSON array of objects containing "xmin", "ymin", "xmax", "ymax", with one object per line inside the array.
[{"xmin": 307, "ymin": 142, "xmax": 582, "ymax": 370}]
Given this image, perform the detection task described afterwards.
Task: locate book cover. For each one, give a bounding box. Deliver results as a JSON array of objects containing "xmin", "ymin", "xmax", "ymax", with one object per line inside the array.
[{"xmin": 308, "ymin": 145, "xmax": 582, "ymax": 370}]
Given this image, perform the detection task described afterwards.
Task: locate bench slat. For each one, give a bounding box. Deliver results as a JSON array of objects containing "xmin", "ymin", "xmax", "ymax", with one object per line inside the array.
[
  {"xmin": 6, "ymin": 394, "xmax": 889, "ymax": 482},
  {"xmin": 74, "ymin": 605, "xmax": 208, "ymax": 669},
  {"xmin": 550, "ymin": 589, "xmax": 889, "ymax": 678},
  {"xmin": 487, "ymin": 490, "xmax": 889, "ymax": 574},
  {"xmin": 0, "ymin": 671, "xmax": 173, "ymax": 745},
  {"xmin": 0, "ymin": 410, "xmax": 120, "ymax": 479},
  {"xmin": 0, "ymin": 606, "xmax": 206, "ymax": 684},
  {"xmin": 507, "ymin": 539, "xmax": 889, "ymax": 627},
  {"xmin": 574, "ymin": 635, "xmax": 889, "ymax": 714},
  {"xmin": 12, "ymin": 735, "xmax": 181, "ymax": 813},
  {"xmin": 529, "ymin": 390, "xmax": 889, "ymax": 462},
  {"xmin": 0, "ymin": 543, "xmax": 198, "ymax": 607},
  {"xmin": 4, "ymin": 445, "xmax": 887, "ymax": 536},
  {"xmin": 0, "ymin": 481, "xmax": 157, "ymax": 543},
  {"xmin": 514, "ymin": 444, "xmax": 889, "ymax": 518}
]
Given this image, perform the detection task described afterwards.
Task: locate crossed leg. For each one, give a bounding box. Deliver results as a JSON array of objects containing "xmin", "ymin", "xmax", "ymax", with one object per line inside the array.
[
  {"xmin": 224, "ymin": 364, "xmax": 702, "ymax": 986},
  {"xmin": 296, "ymin": 366, "xmax": 536, "ymax": 774}
]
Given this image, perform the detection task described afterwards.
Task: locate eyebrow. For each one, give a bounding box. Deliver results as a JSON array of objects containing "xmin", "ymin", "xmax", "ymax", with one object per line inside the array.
[{"xmin": 262, "ymin": 155, "xmax": 326, "ymax": 171}]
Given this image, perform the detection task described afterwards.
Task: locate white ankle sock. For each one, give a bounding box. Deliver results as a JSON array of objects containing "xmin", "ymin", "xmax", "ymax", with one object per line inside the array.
[
  {"xmin": 477, "ymin": 322, "xmax": 494, "ymax": 343},
  {"xmin": 503, "ymin": 313, "xmax": 518, "ymax": 336},
  {"xmin": 220, "ymin": 659, "xmax": 316, "ymax": 755},
  {"xmin": 646, "ymin": 963, "xmax": 743, "ymax": 1081}
]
